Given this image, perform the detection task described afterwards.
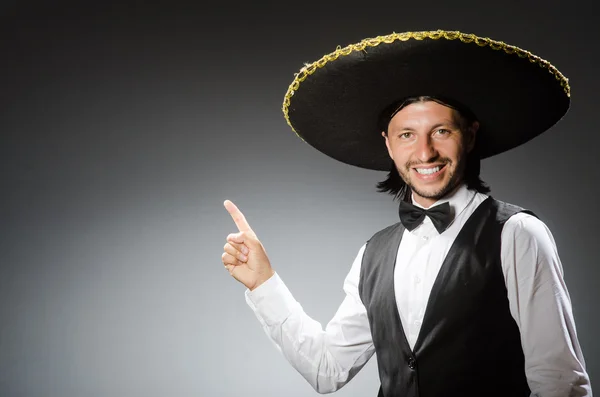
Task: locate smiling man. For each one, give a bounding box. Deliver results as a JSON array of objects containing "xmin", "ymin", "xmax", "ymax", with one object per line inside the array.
[
  {"xmin": 381, "ymin": 96, "xmax": 480, "ymax": 207},
  {"xmin": 221, "ymin": 31, "xmax": 592, "ymax": 396}
]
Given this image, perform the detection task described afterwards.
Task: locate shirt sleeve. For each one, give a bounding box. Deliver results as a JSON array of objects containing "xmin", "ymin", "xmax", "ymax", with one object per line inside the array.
[
  {"xmin": 501, "ymin": 212, "xmax": 593, "ymax": 396},
  {"xmin": 244, "ymin": 244, "xmax": 375, "ymax": 393}
]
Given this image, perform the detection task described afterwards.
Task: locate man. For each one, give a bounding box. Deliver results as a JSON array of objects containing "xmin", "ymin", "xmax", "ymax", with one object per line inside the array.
[{"xmin": 221, "ymin": 30, "xmax": 592, "ymax": 396}]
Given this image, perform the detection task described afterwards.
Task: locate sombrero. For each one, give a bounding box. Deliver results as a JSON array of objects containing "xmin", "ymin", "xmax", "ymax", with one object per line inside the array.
[{"xmin": 282, "ymin": 30, "xmax": 570, "ymax": 171}]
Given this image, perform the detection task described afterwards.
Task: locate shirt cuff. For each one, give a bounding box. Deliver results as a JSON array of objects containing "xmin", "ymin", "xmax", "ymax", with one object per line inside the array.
[{"xmin": 244, "ymin": 272, "xmax": 299, "ymax": 327}]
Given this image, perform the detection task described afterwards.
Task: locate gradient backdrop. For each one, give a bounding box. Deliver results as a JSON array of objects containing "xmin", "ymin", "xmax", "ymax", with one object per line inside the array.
[{"xmin": 1, "ymin": 1, "xmax": 598, "ymax": 396}]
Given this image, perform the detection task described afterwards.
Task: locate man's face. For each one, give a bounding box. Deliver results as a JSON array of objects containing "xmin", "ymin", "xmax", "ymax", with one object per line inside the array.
[{"xmin": 382, "ymin": 100, "xmax": 477, "ymax": 207}]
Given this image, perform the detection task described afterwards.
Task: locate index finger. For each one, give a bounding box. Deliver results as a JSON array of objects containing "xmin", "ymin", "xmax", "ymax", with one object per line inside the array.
[{"xmin": 223, "ymin": 200, "xmax": 253, "ymax": 233}]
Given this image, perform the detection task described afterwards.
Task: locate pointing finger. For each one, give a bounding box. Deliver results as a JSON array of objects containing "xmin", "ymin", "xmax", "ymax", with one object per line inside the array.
[{"xmin": 224, "ymin": 200, "xmax": 253, "ymax": 233}]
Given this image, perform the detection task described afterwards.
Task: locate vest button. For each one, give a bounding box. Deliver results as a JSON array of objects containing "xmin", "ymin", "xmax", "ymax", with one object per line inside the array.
[{"xmin": 408, "ymin": 357, "xmax": 416, "ymax": 369}]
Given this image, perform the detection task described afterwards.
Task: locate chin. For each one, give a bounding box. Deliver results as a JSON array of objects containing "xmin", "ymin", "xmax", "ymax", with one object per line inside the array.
[{"xmin": 412, "ymin": 180, "xmax": 455, "ymax": 200}]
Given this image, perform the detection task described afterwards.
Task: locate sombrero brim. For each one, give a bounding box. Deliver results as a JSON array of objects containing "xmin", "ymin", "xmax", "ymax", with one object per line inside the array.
[{"xmin": 282, "ymin": 30, "xmax": 570, "ymax": 171}]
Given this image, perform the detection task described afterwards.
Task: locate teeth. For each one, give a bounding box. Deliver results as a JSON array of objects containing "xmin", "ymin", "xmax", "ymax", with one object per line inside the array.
[{"xmin": 416, "ymin": 166, "xmax": 441, "ymax": 175}]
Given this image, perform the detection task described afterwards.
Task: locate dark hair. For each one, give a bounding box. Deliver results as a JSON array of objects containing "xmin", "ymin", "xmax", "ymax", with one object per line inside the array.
[{"xmin": 376, "ymin": 95, "xmax": 490, "ymax": 201}]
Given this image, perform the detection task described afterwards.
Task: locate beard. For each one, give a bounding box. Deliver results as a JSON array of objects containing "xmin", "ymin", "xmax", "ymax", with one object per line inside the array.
[{"xmin": 398, "ymin": 154, "xmax": 467, "ymax": 201}]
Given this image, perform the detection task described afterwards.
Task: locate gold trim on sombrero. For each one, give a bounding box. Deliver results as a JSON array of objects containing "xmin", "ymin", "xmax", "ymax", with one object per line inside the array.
[{"xmin": 281, "ymin": 30, "xmax": 570, "ymax": 140}]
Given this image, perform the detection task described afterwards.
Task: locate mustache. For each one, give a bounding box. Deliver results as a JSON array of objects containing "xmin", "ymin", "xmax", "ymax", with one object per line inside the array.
[{"xmin": 405, "ymin": 158, "xmax": 452, "ymax": 168}]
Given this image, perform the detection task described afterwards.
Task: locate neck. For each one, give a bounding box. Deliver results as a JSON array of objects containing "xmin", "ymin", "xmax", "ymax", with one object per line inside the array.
[{"xmin": 412, "ymin": 195, "xmax": 438, "ymax": 208}]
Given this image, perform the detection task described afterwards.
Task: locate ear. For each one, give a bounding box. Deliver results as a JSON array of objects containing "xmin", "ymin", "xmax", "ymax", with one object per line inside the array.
[
  {"xmin": 466, "ymin": 121, "xmax": 479, "ymax": 153},
  {"xmin": 382, "ymin": 131, "xmax": 394, "ymax": 160}
]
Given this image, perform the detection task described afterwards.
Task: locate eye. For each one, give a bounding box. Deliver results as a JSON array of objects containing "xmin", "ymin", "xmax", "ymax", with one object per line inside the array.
[
  {"xmin": 398, "ymin": 132, "xmax": 413, "ymax": 139},
  {"xmin": 434, "ymin": 128, "xmax": 451, "ymax": 137}
]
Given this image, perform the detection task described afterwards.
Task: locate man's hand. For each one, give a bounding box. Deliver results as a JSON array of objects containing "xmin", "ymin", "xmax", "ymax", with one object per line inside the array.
[{"xmin": 222, "ymin": 200, "xmax": 274, "ymax": 291}]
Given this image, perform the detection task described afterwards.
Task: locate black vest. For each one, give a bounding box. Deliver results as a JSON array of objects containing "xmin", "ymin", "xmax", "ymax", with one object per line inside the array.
[{"xmin": 358, "ymin": 197, "xmax": 533, "ymax": 397}]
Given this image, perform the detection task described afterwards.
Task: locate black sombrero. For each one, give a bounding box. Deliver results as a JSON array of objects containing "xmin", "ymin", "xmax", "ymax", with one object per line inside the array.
[{"xmin": 282, "ymin": 30, "xmax": 570, "ymax": 171}]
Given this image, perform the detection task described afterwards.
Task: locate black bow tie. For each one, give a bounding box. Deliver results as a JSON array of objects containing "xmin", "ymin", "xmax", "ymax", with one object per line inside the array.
[{"xmin": 398, "ymin": 201, "xmax": 453, "ymax": 234}]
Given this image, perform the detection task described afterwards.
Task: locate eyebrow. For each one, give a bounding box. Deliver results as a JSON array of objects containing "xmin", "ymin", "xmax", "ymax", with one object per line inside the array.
[
  {"xmin": 430, "ymin": 121, "xmax": 458, "ymax": 130},
  {"xmin": 392, "ymin": 120, "xmax": 458, "ymax": 132}
]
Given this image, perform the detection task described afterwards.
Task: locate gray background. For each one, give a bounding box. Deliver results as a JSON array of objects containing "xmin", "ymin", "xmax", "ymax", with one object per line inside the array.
[{"xmin": 1, "ymin": 1, "xmax": 598, "ymax": 396}]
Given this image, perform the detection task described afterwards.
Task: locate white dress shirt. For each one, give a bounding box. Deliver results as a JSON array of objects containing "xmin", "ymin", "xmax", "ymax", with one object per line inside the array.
[{"xmin": 244, "ymin": 184, "xmax": 592, "ymax": 396}]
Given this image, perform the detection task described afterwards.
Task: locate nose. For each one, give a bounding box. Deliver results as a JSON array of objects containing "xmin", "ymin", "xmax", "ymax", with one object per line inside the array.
[{"xmin": 414, "ymin": 135, "xmax": 438, "ymax": 162}]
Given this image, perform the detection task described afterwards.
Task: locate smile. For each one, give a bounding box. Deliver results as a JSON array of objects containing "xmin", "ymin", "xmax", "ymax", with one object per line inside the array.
[{"xmin": 414, "ymin": 164, "xmax": 446, "ymax": 175}]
